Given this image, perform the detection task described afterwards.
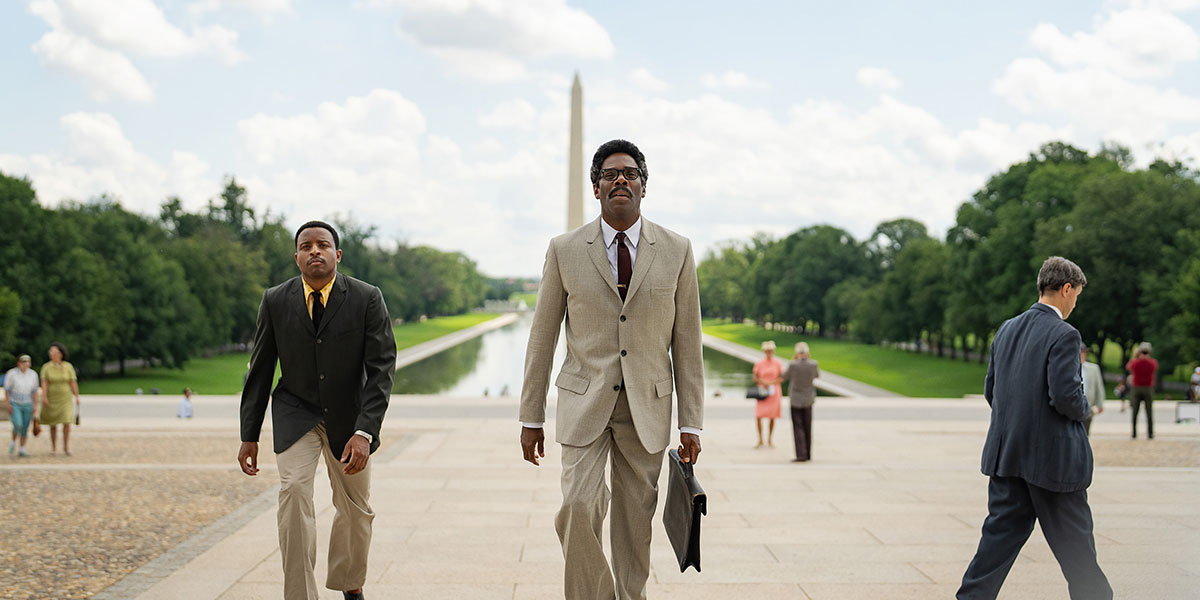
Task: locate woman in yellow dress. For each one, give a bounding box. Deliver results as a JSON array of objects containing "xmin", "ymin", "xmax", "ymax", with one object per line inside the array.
[{"xmin": 39, "ymin": 342, "xmax": 79, "ymax": 456}]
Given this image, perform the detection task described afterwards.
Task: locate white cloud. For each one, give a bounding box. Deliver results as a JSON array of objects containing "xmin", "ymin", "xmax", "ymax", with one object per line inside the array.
[
  {"xmin": 701, "ymin": 70, "xmax": 769, "ymax": 90},
  {"xmin": 856, "ymin": 66, "xmax": 901, "ymax": 91},
  {"xmin": 1029, "ymin": 8, "xmax": 1199, "ymax": 79},
  {"xmin": 0, "ymin": 112, "xmax": 216, "ymax": 212},
  {"xmin": 367, "ymin": 0, "xmax": 613, "ymax": 81},
  {"xmin": 31, "ymin": 29, "xmax": 155, "ymax": 101},
  {"xmin": 479, "ymin": 99, "xmax": 538, "ymax": 129},
  {"xmin": 27, "ymin": 0, "xmax": 248, "ymax": 102},
  {"xmin": 189, "ymin": 0, "xmax": 292, "ymax": 19},
  {"xmin": 631, "ymin": 68, "xmax": 669, "ymax": 92}
]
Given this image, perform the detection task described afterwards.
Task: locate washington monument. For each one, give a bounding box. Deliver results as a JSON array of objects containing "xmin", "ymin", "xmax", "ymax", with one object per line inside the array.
[{"xmin": 566, "ymin": 72, "xmax": 584, "ymax": 231}]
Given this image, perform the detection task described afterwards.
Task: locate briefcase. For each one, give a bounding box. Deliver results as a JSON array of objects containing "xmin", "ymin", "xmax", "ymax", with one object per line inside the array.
[{"xmin": 662, "ymin": 448, "xmax": 706, "ymax": 572}]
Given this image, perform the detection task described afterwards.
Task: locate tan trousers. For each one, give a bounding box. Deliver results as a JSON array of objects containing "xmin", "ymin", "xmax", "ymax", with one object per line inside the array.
[
  {"xmin": 276, "ymin": 423, "xmax": 375, "ymax": 600},
  {"xmin": 556, "ymin": 391, "xmax": 665, "ymax": 600}
]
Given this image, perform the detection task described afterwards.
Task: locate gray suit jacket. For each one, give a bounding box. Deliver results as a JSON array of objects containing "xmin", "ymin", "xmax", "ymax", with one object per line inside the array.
[
  {"xmin": 521, "ymin": 217, "xmax": 705, "ymax": 453},
  {"xmin": 240, "ymin": 274, "xmax": 397, "ymax": 457},
  {"xmin": 981, "ymin": 303, "xmax": 1092, "ymax": 492},
  {"xmin": 1082, "ymin": 362, "xmax": 1105, "ymax": 411}
]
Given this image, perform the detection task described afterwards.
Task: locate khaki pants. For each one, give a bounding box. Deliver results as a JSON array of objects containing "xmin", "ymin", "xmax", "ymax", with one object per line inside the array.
[
  {"xmin": 276, "ymin": 423, "xmax": 374, "ymax": 600},
  {"xmin": 556, "ymin": 391, "xmax": 665, "ymax": 600}
]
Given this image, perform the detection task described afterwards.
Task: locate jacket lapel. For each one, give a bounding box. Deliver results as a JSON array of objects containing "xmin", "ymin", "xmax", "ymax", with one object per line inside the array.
[
  {"xmin": 292, "ymin": 277, "xmax": 317, "ymax": 337},
  {"xmin": 586, "ymin": 219, "xmax": 621, "ymax": 298},
  {"xmin": 624, "ymin": 219, "xmax": 657, "ymax": 303},
  {"xmin": 316, "ymin": 274, "xmax": 348, "ymax": 335}
]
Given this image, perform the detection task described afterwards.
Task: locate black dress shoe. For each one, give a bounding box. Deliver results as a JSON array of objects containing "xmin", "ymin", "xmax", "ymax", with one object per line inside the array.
[{"xmin": 344, "ymin": 591, "xmax": 365, "ymax": 600}]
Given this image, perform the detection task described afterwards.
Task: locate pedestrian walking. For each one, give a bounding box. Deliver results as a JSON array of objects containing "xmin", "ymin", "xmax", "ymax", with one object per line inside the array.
[
  {"xmin": 1126, "ymin": 342, "xmax": 1158, "ymax": 439},
  {"xmin": 238, "ymin": 220, "xmax": 397, "ymax": 600},
  {"xmin": 1080, "ymin": 344, "xmax": 1105, "ymax": 435},
  {"xmin": 958, "ymin": 256, "xmax": 1111, "ymax": 599},
  {"xmin": 753, "ymin": 340, "xmax": 784, "ymax": 448},
  {"xmin": 4, "ymin": 355, "xmax": 40, "ymax": 457},
  {"xmin": 784, "ymin": 342, "xmax": 819, "ymax": 461},
  {"xmin": 519, "ymin": 139, "xmax": 704, "ymax": 600},
  {"xmin": 39, "ymin": 342, "xmax": 79, "ymax": 456}
]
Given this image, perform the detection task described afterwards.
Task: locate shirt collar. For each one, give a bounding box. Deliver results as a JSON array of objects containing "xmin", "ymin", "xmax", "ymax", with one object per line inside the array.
[
  {"xmin": 1038, "ymin": 302, "xmax": 1063, "ymax": 319},
  {"xmin": 303, "ymin": 272, "xmax": 336, "ymax": 298},
  {"xmin": 601, "ymin": 217, "xmax": 642, "ymax": 249}
]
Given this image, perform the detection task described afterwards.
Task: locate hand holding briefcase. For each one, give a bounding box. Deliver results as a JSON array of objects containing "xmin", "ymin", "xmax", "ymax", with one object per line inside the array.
[{"xmin": 662, "ymin": 448, "xmax": 707, "ymax": 572}]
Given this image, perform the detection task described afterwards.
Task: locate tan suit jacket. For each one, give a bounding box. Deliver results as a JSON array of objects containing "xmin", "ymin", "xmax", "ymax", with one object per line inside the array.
[{"xmin": 521, "ymin": 217, "xmax": 704, "ymax": 453}]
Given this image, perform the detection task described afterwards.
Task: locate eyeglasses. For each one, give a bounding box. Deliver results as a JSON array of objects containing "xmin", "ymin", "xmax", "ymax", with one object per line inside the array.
[{"xmin": 599, "ymin": 167, "xmax": 642, "ymax": 182}]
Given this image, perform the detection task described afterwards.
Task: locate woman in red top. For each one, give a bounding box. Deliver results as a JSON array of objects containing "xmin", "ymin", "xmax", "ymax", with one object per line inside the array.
[{"xmin": 1125, "ymin": 342, "xmax": 1158, "ymax": 439}]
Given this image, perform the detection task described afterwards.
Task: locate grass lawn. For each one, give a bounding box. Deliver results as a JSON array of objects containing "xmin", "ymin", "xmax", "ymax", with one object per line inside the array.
[
  {"xmin": 80, "ymin": 312, "xmax": 503, "ymax": 395},
  {"xmin": 703, "ymin": 319, "xmax": 988, "ymax": 398},
  {"xmin": 510, "ymin": 292, "xmax": 538, "ymax": 308}
]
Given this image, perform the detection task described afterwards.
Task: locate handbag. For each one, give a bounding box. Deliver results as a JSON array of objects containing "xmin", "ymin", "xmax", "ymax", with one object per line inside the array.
[
  {"xmin": 745, "ymin": 386, "xmax": 769, "ymax": 401},
  {"xmin": 662, "ymin": 448, "xmax": 706, "ymax": 572}
]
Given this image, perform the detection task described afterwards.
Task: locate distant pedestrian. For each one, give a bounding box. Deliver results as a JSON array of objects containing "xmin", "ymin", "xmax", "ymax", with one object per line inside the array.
[
  {"xmin": 39, "ymin": 342, "xmax": 79, "ymax": 456},
  {"xmin": 1126, "ymin": 342, "xmax": 1158, "ymax": 439},
  {"xmin": 4, "ymin": 355, "xmax": 40, "ymax": 457},
  {"xmin": 1114, "ymin": 379, "xmax": 1128, "ymax": 413},
  {"xmin": 1189, "ymin": 367, "xmax": 1199, "ymax": 402},
  {"xmin": 1080, "ymin": 344, "xmax": 1104, "ymax": 436},
  {"xmin": 958, "ymin": 256, "xmax": 1110, "ymax": 599},
  {"xmin": 178, "ymin": 387, "xmax": 194, "ymax": 419},
  {"xmin": 784, "ymin": 342, "xmax": 819, "ymax": 462},
  {"xmin": 752, "ymin": 340, "xmax": 784, "ymax": 448}
]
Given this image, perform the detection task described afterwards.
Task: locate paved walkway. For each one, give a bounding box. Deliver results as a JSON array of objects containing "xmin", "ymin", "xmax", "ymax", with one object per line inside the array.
[
  {"xmin": 702, "ymin": 334, "xmax": 901, "ymax": 398},
  {"xmin": 83, "ymin": 391, "xmax": 1200, "ymax": 599}
]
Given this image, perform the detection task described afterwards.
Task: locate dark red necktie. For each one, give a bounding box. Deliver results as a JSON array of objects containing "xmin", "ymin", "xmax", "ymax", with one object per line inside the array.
[{"xmin": 615, "ymin": 232, "xmax": 631, "ymax": 301}]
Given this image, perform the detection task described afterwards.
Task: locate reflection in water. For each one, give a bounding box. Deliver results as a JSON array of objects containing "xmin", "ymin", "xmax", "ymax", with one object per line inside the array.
[{"xmin": 392, "ymin": 313, "xmax": 831, "ymax": 397}]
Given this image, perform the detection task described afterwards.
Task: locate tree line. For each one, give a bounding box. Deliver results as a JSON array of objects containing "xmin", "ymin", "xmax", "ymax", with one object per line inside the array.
[
  {"xmin": 0, "ymin": 172, "xmax": 488, "ymax": 376},
  {"xmin": 698, "ymin": 142, "xmax": 1200, "ymax": 381}
]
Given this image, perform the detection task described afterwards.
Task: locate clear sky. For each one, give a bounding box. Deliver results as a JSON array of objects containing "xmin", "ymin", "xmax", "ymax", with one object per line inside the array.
[{"xmin": 2, "ymin": 0, "xmax": 1198, "ymax": 277}]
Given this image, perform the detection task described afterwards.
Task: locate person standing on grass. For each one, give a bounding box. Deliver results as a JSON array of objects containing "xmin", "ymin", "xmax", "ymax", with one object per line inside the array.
[
  {"xmin": 958, "ymin": 256, "xmax": 1110, "ymax": 600},
  {"xmin": 753, "ymin": 340, "xmax": 784, "ymax": 448},
  {"xmin": 785, "ymin": 342, "xmax": 819, "ymax": 461},
  {"xmin": 1125, "ymin": 342, "xmax": 1158, "ymax": 439},
  {"xmin": 1080, "ymin": 345, "xmax": 1105, "ymax": 436},
  {"xmin": 5, "ymin": 355, "xmax": 40, "ymax": 457},
  {"xmin": 238, "ymin": 220, "xmax": 396, "ymax": 600},
  {"xmin": 40, "ymin": 342, "xmax": 79, "ymax": 456}
]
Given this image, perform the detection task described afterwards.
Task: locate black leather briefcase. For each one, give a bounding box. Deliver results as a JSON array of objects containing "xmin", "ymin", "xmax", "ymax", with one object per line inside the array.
[{"xmin": 662, "ymin": 448, "xmax": 707, "ymax": 572}]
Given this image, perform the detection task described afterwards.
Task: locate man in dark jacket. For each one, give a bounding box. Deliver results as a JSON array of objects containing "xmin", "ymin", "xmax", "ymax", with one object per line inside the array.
[
  {"xmin": 238, "ymin": 221, "xmax": 396, "ymax": 600},
  {"xmin": 957, "ymin": 256, "xmax": 1111, "ymax": 600}
]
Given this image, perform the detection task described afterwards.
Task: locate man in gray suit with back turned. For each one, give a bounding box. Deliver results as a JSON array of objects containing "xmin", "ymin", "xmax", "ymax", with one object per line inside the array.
[
  {"xmin": 958, "ymin": 256, "xmax": 1111, "ymax": 599},
  {"xmin": 238, "ymin": 221, "xmax": 396, "ymax": 600},
  {"xmin": 520, "ymin": 139, "xmax": 704, "ymax": 600}
]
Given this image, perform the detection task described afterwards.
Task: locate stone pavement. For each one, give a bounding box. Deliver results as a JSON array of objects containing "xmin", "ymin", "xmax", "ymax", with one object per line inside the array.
[{"xmin": 87, "ymin": 391, "xmax": 1200, "ymax": 600}]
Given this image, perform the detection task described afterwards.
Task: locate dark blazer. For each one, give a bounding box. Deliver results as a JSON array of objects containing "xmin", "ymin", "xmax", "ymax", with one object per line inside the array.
[
  {"xmin": 980, "ymin": 303, "xmax": 1092, "ymax": 492},
  {"xmin": 240, "ymin": 274, "xmax": 396, "ymax": 457}
]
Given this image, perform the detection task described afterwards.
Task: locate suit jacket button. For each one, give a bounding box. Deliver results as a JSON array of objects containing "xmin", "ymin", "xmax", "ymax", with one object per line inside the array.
[
  {"xmin": 620, "ymin": 315, "xmax": 626, "ymax": 322},
  {"xmin": 613, "ymin": 385, "xmax": 620, "ymax": 391},
  {"xmin": 319, "ymin": 374, "xmax": 326, "ymax": 380},
  {"xmin": 620, "ymin": 350, "xmax": 627, "ymax": 356},
  {"xmin": 316, "ymin": 338, "xmax": 322, "ymax": 344}
]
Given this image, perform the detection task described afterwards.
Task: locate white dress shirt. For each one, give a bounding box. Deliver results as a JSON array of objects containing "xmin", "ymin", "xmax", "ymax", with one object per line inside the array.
[
  {"xmin": 525, "ymin": 217, "xmax": 700, "ymax": 437},
  {"xmin": 1039, "ymin": 302, "xmax": 1064, "ymax": 319}
]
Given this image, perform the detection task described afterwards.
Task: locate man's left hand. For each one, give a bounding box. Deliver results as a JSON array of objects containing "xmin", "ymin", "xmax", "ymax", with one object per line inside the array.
[
  {"xmin": 341, "ymin": 435, "xmax": 370, "ymax": 475},
  {"xmin": 678, "ymin": 432, "xmax": 701, "ymax": 465}
]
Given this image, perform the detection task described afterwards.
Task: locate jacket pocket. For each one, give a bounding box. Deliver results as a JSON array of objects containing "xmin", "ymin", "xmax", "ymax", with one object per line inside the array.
[
  {"xmin": 654, "ymin": 378, "xmax": 673, "ymax": 398},
  {"xmin": 555, "ymin": 372, "xmax": 590, "ymax": 395},
  {"xmin": 652, "ymin": 285, "xmax": 675, "ymax": 296}
]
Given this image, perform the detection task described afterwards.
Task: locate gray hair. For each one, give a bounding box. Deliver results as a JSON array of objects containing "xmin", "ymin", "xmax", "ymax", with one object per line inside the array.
[
  {"xmin": 1037, "ymin": 256, "xmax": 1087, "ymax": 295},
  {"xmin": 1138, "ymin": 341, "xmax": 1152, "ymax": 355}
]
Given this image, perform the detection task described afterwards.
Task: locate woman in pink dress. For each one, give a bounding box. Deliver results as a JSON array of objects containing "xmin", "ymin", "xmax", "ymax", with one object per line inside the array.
[{"xmin": 752, "ymin": 340, "xmax": 784, "ymax": 448}]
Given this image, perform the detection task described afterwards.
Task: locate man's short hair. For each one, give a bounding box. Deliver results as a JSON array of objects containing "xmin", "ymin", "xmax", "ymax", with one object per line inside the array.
[
  {"xmin": 294, "ymin": 220, "xmax": 340, "ymax": 249},
  {"xmin": 1138, "ymin": 341, "xmax": 1152, "ymax": 355},
  {"xmin": 1080, "ymin": 343, "xmax": 1089, "ymax": 353},
  {"xmin": 590, "ymin": 139, "xmax": 648, "ymax": 185},
  {"xmin": 1036, "ymin": 256, "xmax": 1087, "ymax": 295}
]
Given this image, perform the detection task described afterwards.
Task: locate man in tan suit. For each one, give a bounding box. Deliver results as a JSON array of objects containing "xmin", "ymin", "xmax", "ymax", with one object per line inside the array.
[{"xmin": 520, "ymin": 139, "xmax": 705, "ymax": 600}]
